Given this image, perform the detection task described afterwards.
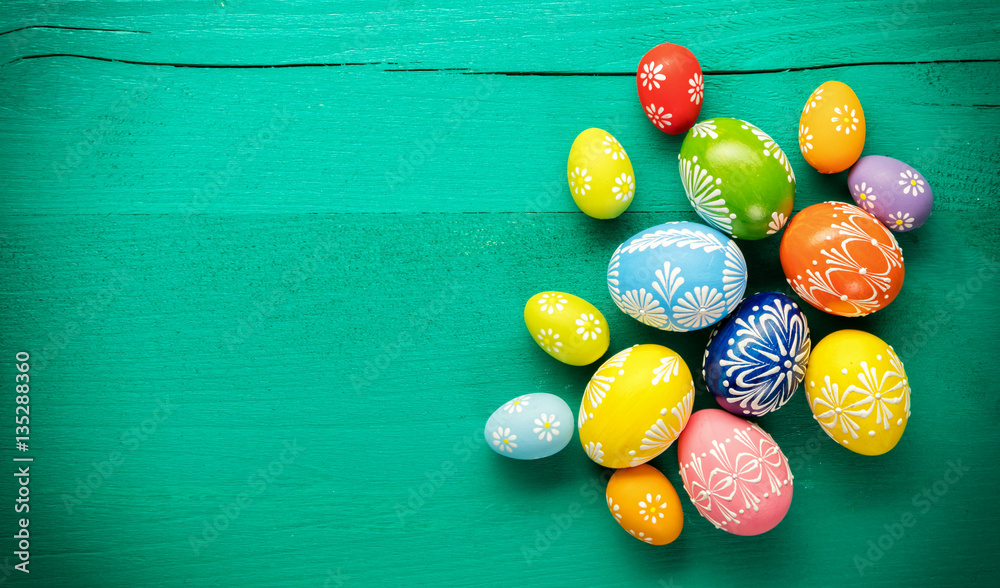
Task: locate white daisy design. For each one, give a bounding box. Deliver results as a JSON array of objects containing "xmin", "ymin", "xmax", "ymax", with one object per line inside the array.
[
  {"xmin": 688, "ymin": 72, "xmax": 704, "ymax": 105},
  {"xmin": 888, "ymin": 211, "xmax": 913, "ymax": 231},
  {"xmin": 672, "ymin": 286, "xmax": 725, "ymax": 330},
  {"xmin": 603, "ymin": 135, "xmax": 627, "ymax": 161},
  {"xmin": 536, "ymin": 328, "xmax": 562, "ymax": 354},
  {"xmin": 569, "ymin": 167, "xmax": 591, "ymax": 197},
  {"xmin": 491, "ymin": 427, "xmax": 517, "ymax": 453},
  {"xmin": 803, "ymin": 87, "xmax": 823, "ymax": 114},
  {"xmin": 533, "ymin": 413, "xmax": 561, "ymax": 442},
  {"xmin": 502, "ymin": 395, "xmax": 531, "ymax": 414},
  {"xmin": 638, "ymin": 493, "xmax": 668, "ymax": 524},
  {"xmin": 628, "ymin": 529, "xmax": 653, "ymax": 544},
  {"xmin": 689, "ymin": 120, "xmax": 718, "ymax": 139},
  {"xmin": 537, "ymin": 292, "xmax": 568, "ymax": 314},
  {"xmin": 584, "ymin": 441, "xmax": 604, "ymax": 464},
  {"xmin": 640, "ymin": 61, "xmax": 666, "ymax": 90},
  {"xmin": 798, "ymin": 124, "xmax": 813, "ymax": 154},
  {"xmin": 612, "ymin": 173, "xmax": 634, "ymax": 202},
  {"xmin": 645, "ymin": 104, "xmax": 672, "ymax": 129},
  {"xmin": 608, "ymin": 496, "xmax": 622, "ymax": 520},
  {"xmin": 898, "ymin": 169, "xmax": 925, "ymax": 196},
  {"xmin": 854, "ymin": 182, "xmax": 877, "ymax": 210},
  {"xmin": 619, "ymin": 289, "xmax": 668, "ymax": 328},
  {"xmin": 575, "ymin": 313, "xmax": 602, "ymax": 341},
  {"xmin": 766, "ymin": 211, "xmax": 787, "ymax": 235},
  {"xmin": 832, "ymin": 105, "xmax": 859, "ymax": 134}
]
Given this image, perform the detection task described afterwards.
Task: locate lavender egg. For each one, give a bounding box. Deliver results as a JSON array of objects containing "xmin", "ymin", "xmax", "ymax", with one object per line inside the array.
[{"xmin": 848, "ymin": 155, "xmax": 932, "ymax": 232}]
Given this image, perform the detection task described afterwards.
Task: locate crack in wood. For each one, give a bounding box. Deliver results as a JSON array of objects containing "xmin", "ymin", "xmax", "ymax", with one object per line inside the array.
[{"xmin": 0, "ymin": 25, "xmax": 151, "ymax": 37}]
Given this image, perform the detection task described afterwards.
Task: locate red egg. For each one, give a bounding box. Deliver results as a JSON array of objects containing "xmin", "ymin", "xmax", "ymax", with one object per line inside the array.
[
  {"xmin": 636, "ymin": 43, "xmax": 703, "ymax": 135},
  {"xmin": 780, "ymin": 202, "xmax": 904, "ymax": 317}
]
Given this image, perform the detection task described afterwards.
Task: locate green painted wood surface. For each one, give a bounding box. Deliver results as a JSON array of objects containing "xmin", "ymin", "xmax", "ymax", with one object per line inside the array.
[{"xmin": 1, "ymin": 1, "xmax": 999, "ymax": 586}]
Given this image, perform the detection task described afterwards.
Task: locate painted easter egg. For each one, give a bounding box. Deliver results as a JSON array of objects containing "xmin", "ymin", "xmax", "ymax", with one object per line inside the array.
[
  {"xmin": 524, "ymin": 291, "xmax": 610, "ymax": 366},
  {"xmin": 804, "ymin": 330, "xmax": 911, "ymax": 456},
  {"xmin": 636, "ymin": 43, "xmax": 703, "ymax": 135},
  {"xmin": 678, "ymin": 409, "xmax": 794, "ymax": 536},
  {"xmin": 606, "ymin": 464, "xmax": 684, "ymax": 545},
  {"xmin": 485, "ymin": 393, "xmax": 573, "ymax": 460},
  {"xmin": 780, "ymin": 201, "xmax": 904, "ymax": 317},
  {"xmin": 799, "ymin": 81, "xmax": 866, "ymax": 173},
  {"xmin": 608, "ymin": 221, "xmax": 747, "ymax": 332},
  {"xmin": 567, "ymin": 128, "xmax": 636, "ymax": 219},
  {"xmin": 848, "ymin": 155, "xmax": 933, "ymax": 232},
  {"xmin": 578, "ymin": 344, "xmax": 694, "ymax": 469},
  {"xmin": 703, "ymin": 292, "xmax": 811, "ymax": 417},
  {"xmin": 678, "ymin": 118, "xmax": 796, "ymax": 239}
]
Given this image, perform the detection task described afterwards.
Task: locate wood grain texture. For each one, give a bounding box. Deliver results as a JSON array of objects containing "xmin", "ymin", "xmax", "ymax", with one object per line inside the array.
[{"xmin": 1, "ymin": 2, "xmax": 999, "ymax": 587}]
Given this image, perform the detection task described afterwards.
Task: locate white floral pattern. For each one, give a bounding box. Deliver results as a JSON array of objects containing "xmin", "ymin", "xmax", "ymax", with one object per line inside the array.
[
  {"xmin": 619, "ymin": 288, "xmax": 668, "ymax": 328},
  {"xmin": 492, "ymin": 426, "xmax": 517, "ymax": 453},
  {"xmin": 580, "ymin": 346, "xmax": 633, "ymax": 427},
  {"xmin": 645, "ymin": 104, "xmax": 672, "ymax": 129},
  {"xmin": 635, "ymin": 391, "xmax": 693, "ymax": 462},
  {"xmin": 802, "ymin": 87, "xmax": 823, "ymax": 114},
  {"xmin": 853, "ymin": 182, "xmax": 877, "ymax": 210},
  {"xmin": 612, "ymin": 173, "xmax": 634, "ymax": 202},
  {"xmin": 536, "ymin": 328, "xmax": 562, "ymax": 354},
  {"xmin": 640, "ymin": 61, "xmax": 666, "ymax": 90},
  {"xmin": 575, "ymin": 313, "xmax": 603, "ymax": 341},
  {"xmin": 742, "ymin": 121, "xmax": 794, "ymax": 183},
  {"xmin": 603, "ymin": 135, "xmax": 627, "ymax": 161},
  {"xmin": 679, "ymin": 155, "xmax": 731, "ymax": 233},
  {"xmin": 608, "ymin": 496, "xmax": 623, "ymax": 520},
  {"xmin": 638, "ymin": 493, "xmax": 668, "ymax": 524},
  {"xmin": 798, "ymin": 124, "xmax": 813, "ymax": 155},
  {"xmin": 688, "ymin": 72, "xmax": 704, "ymax": 105},
  {"xmin": 690, "ymin": 120, "xmax": 718, "ymax": 139},
  {"xmin": 811, "ymin": 350, "xmax": 909, "ymax": 442},
  {"xmin": 832, "ymin": 104, "xmax": 859, "ymax": 134},
  {"xmin": 888, "ymin": 211, "xmax": 913, "ymax": 231},
  {"xmin": 569, "ymin": 167, "xmax": 591, "ymax": 197},
  {"xmin": 533, "ymin": 413, "xmax": 561, "ymax": 442},
  {"xmin": 766, "ymin": 212, "xmax": 787, "ymax": 236},
  {"xmin": 898, "ymin": 169, "xmax": 925, "ymax": 196},
  {"xmin": 584, "ymin": 441, "xmax": 604, "ymax": 464},
  {"xmin": 502, "ymin": 395, "xmax": 531, "ymax": 414},
  {"xmin": 652, "ymin": 356, "xmax": 679, "ymax": 386},
  {"xmin": 673, "ymin": 286, "xmax": 726, "ymax": 330},
  {"xmin": 537, "ymin": 292, "xmax": 568, "ymax": 314}
]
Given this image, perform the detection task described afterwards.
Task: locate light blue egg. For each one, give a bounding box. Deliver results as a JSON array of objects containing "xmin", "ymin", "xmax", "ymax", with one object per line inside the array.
[
  {"xmin": 702, "ymin": 291, "xmax": 811, "ymax": 416},
  {"xmin": 484, "ymin": 393, "xmax": 573, "ymax": 460},
  {"xmin": 607, "ymin": 221, "xmax": 747, "ymax": 332}
]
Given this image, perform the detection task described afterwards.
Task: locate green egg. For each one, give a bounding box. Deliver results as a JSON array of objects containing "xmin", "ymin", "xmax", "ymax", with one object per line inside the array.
[{"xmin": 678, "ymin": 118, "xmax": 796, "ymax": 240}]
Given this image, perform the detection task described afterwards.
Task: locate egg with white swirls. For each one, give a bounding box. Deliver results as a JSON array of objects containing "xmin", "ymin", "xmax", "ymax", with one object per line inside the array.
[
  {"xmin": 607, "ymin": 221, "xmax": 748, "ymax": 332},
  {"xmin": 703, "ymin": 292, "xmax": 811, "ymax": 417},
  {"xmin": 678, "ymin": 409, "xmax": 794, "ymax": 536},
  {"xmin": 485, "ymin": 393, "xmax": 573, "ymax": 460}
]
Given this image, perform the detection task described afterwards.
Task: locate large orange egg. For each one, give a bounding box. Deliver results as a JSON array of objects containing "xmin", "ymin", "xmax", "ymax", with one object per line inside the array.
[
  {"xmin": 799, "ymin": 81, "xmax": 865, "ymax": 174},
  {"xmin": 780, "ymin": 202, "xmax": 904, "ymax": 317},
  {"xmin": 606, "ymin": 464, "xmax": 683, "ymax": 545}
]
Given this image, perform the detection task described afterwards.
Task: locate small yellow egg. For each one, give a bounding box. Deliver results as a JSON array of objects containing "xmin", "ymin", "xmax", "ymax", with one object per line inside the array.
[
  {"xmin": 567, "ymin": 128, "xmax": 636, "ymax": 219},
  {"xmin": 799, "ymin": 81, "xmax": 866, "ymax": 174},
  {"xmin": 804, "ymin": 330, "xmax": 911, "ymax": 455},
  {"xmin": 524, "ymin": 292, "xmax": 610, "ymax": 366}
]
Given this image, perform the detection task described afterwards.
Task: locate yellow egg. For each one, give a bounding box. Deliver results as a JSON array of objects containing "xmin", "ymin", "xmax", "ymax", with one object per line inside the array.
[
  {"xmin": 798, "ymin": 81, "xmax": 865, "ymax": 174},
  {"xmin": 804, "ymin": 330, "xmax": 911, "ymax": 455},
  {"xmin": 567, "ymin": 128, "xmax": 635, "ymax": 219},
  {"xmin": 524, "ymin": 292, "xmax": 610, "ymax": 366},
  {"xmin": 579, "ymin": 344, "xmax": 694, "ymax": 468}
]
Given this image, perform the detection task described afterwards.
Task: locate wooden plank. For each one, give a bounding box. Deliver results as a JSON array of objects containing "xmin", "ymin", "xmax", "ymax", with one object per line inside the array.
[
  {"xmin": 2, "ymin": 0, "xmax": 999, "ymax": 70},
  {"xmin": 1, "ymin": 60, "xmax": 997, "ymax": 216}
]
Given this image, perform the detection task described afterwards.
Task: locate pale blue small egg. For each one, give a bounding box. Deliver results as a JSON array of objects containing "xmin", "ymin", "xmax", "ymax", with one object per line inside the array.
[
  {"xmin": 608, "ymin": 221, "xmax": 747, "ymax": 332},
  {"xmin": 484, "ymin": 392, "xmax": 573, "ymax": 460},
  {"xmin": 703, "ymin": 292, "xmax": 811, "ymax": 416}
]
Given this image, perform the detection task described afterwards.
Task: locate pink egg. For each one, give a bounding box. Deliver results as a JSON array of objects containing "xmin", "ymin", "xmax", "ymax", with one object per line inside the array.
[{"xmin": 677, "ymin": 409, "xmax": 793, "ymax": 536}]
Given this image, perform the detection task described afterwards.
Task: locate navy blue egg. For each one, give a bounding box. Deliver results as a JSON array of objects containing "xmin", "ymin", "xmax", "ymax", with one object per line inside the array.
[{"xmin": 702, "ymin": 292, "xmax": 811, "ymax": 416}]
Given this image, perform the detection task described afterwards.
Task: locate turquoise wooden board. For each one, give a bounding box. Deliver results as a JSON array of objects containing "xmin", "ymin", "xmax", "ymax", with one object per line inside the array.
[{"xmin": 1, "ymin": 1, "xmax": 999, "ymax": 587}]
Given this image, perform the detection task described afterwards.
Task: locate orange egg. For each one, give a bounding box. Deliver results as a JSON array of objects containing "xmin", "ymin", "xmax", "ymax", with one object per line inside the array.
[
  {"xmin": 605, "ymin": 464, "xmax": 683, "ymax": 545},
  {"xmin": 798, "ymin": 81, "xmax": 865, "ymax": 174}
]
